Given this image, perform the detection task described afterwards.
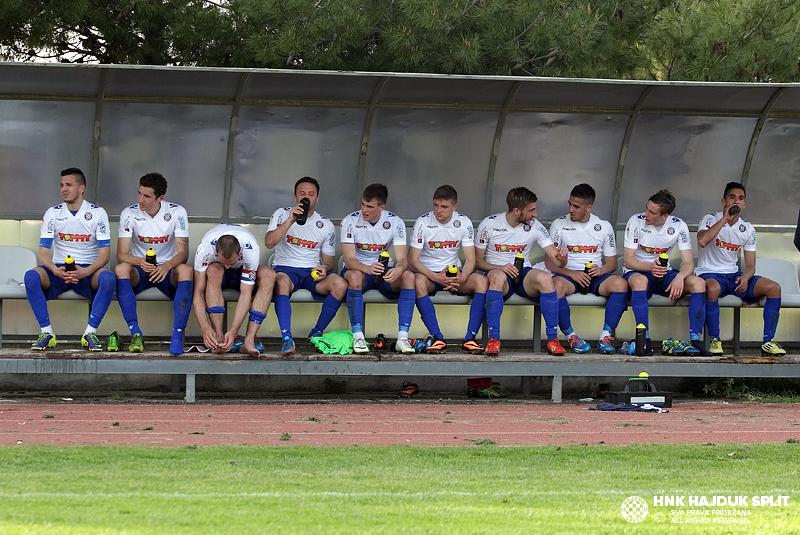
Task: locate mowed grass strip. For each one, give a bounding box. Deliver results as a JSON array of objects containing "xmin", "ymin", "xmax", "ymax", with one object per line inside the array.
[{"xmin": 0, "ymin": 444, "xmax": 798, "ymax": 534}]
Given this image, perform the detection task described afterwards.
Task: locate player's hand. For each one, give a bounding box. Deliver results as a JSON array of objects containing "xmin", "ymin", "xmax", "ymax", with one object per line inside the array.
[
  {"xmin": 502, "ymin": 263, "xmax": 518, "ymax": 279},
  {"xmin": 289, "ymin": 202, "xmax": 305, "ymax": 221},
  {"xmin": 201, "ymin": 327, "xmax": 221, "ymax": 351},
  {"xmin": 735, "ymin": 275, "xmax": 750, "ymax": 293},
  {"xmin": 54, "ymin": 266, "xmax": 71, "ymax": 282},
  {"xmin": 312, "ymin": 265, "xmax": 327, "ymax": 281},
  {"xmin": 587, "ymin": 264, "xmax": 603, "ymax": 278},
  {"xmin": 651, "ymin": 258, "xmax": 668, "ymax": 278},
  {"xmin": 383, "ymin": 266, "xmax": 401, "ymax": 283},
  {"xmin": 148, "ymin": 264, "xmax": 170, "ymax": 284},
  {"xmin": 218, "ymin": 331, "xmax": 236, "ymax": 352},
  {"xmin": 554, "ymin": 246, "xmax": 568, "ymax": 263},
  {"xmin": 369, "ymin": 261, "xmax": 385, "ymax": 276},
  {"xmin": 69, "ymin": 266, "xmax": 91, "ymax": 284},
  {"xmin": 443, "ymin": 270, "xmax": 464, "ymax": 291},
  {"xmin": 666, "ymin": 274, "xmax": 685, "ymax": 301},
  {"xmin": 570, "ymin": 269, "xmax": 591, "ymax": 289}
]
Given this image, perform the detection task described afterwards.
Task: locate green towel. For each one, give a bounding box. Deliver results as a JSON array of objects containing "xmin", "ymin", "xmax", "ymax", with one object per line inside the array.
[{"xmin": 310, "ymin": 330, "xmax": 365, "ymax": 355}]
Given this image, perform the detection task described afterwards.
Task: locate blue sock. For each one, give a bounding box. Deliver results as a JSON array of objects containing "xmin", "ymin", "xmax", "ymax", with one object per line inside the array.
[
  {"xmin": 631, "ymin": 290, "xmax": 649, "ymax": 331},
  {"xmin": 116, "ymin": 278, "xmax": 141, "ymax": 336},
  {"xmin": 346, "ymin": 289, "xmax": 363, "ymax": 334},
  {"xmin": 465, "ymin": 292, "xmax": 486, "ymax": 341},
  {"xmin": 397, "ymin": 289, "xmax": 415, "ymax": 333},
  {"xmin": 24, "ymin": 270, "xmax": 50, "ymax": 328},
  {"xmin": 275, "ymin": 294, "xmax": 292, "ymax": 339},
  {"xmin": 540, "ymin": 291, "xmax": 559, "ymax": 341},
  {"xmin": 706, "ymin": 299, "xmax": 720, "ymax": 339},
  {"xmin": 763, "ymin": 297, "xmax": 781, "ymax": 342},
  {"xmin": 172, "ymin": 280, "xmax": 193, "ymax": 333},
  {"xmin": 89, "ymin": 270, "xmax": 116, "ymax": 329},
  {"xmin": 416, "ymin": 295, "xmax": 443, "ymax": 339},
  {"xmin": 558, "ymin": 296, "xmax": 574, "ymax": 336},
  {"xmin": 688, "ymin": 292, "xmax": 705, "ymax": 340},
  {"xmin": 314, "ymin": 294, "xmax": 343, "ymax": 332},
  {"xmin": 485, "ymin": 290, "xmax": 503, "ymax": 340},
  {"xmin": 604, "ymin": 292, "xmax": 628, "ymax": 330}
]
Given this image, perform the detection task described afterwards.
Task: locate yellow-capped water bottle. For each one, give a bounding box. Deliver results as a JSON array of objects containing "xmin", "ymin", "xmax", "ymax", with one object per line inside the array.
[
  {"xmin": 446, "ymin": 265, "xmax": 458, "ymax": 278},
  {"xmin": 511, "ymin": 253, "xmax": 524, "ymax": 286},
  {"xmin": 64, "ymin": 255, "xmax": 76, "ymax": 272},
  {"xmin": 580, "ymin": 262, "xmax": 594, "ymax": 295},
  {"xmin": 376, "ymin": 251, "xmax": 390, "ymax": 285},
  {"xmin": 146, "ymin": 248, "xmax": 157, "ymax": 266},
  {"xmin": 654, "ymin": 253, "xmax": 668, "ymax": 285}
]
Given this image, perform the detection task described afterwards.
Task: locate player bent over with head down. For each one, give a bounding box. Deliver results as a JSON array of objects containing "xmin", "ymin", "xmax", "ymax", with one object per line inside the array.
[
  {"xmin": 193, "ymin": 225, "xmax": 275, "ymax": 356},
  {"xmin": 544, "ymin": 184, "xmax": 629, "ymax": 354},
  {"xmin": 408, "ymin": 185, "xmax": 493, "ymax": 355},
  {"xmin": 265, "ymin": 177, "xmax": 348, "ymax": 356},
  {"xmin": 696, "ymin": 182, "xmax": 784, "ymax": 356},
  {"xmin": 113, "ymin": 172, "xmax": 193, "ymax": 354},
  {"xmin": 26, "ymin": 167, "xmax": 116, "ymax": 351},
  {"xmin": 475, "ymin": 187, "xmax": 571, "ymax": 356},
  {"xmin": 623, "ymin": 189, "xmax": 706, "ymax": 356},
  {"xmin": 340, "ymin": 183, "xmax": 417, "ymax": 354}
]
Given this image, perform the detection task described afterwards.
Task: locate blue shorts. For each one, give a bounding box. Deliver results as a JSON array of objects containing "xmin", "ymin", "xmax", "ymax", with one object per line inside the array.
[
  {"xmin": 554, "ymin": 272, "xmax": 614, "ymax": 296},
  {"xmin": 43, "ymin": 264, "xmax": 97, "ymax": 300},
  {"xmin": 700, "ymin": 272, "xmax": 761, "ymax": 303},
  {"xmin": 220, "ymin": 266, "xmax": 244, "ymax": 290},
  {"xmin": 623, "ymin": 270, "xmax": 680, "ymax": 299},
  {"xmin": 340, "ymin": 267, "xmax": 400, "ymax": 299},
  {"xmin": 275, "ymin": 265, "xmax": 325, "ymax": 301},
  {"xmin": 131, "ymin": 266, "xmax": 177, "ymax": 299},
  {"xmin": 509, "ymin": 267, "xmax": 539, "ymax": 303}
]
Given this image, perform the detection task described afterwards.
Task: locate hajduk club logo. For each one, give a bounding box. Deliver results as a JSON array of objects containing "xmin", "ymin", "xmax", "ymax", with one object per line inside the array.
[{"xmin": 621, "ymin": 496, "xmax": 648, "ymax": 523}]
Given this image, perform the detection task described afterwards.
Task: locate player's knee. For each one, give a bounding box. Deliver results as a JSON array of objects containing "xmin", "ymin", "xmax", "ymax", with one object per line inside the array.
[
  {"xmin": 609, "ymin": 276, "xmax": 628, "ymax": 293},
  {"xmin": 256, "ymin": 266, "xmax": 276, "ymax": 284},
  {"xmin": 400, "ymin": 270, "xmax": 415, "ymax": 288},
  {"xmin": 471, "ymin": 274, "xmax": 489, "ymax": 293},
  {"xmin": 764, "ymin": 279, "xmax": 781, "ymax": 298},
  {"xmin": 24, "ymin": 269, "xmax": 42, "ymax": 289},
  {"xmin": 97, "ymin": 269, "xmax": 116, "ymax": 288},
  {"xmin": 628, "ymin": 274, "xmax": 647, "ymax": 291},
  {"xmin": 114, "ymin": 263, "xmax": 131, "ymax": 278},
  {"xmin": 175, "ymin": 263, "xmax": 193, "ymax": 281},
  {"xmin": 206, "ymin": 263, "xmax": 224, "ymax": 283}
]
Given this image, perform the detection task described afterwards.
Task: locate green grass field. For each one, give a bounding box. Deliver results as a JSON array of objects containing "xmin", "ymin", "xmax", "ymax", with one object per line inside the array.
[{"xmin": 1, "ymin": 444, "xmax": 797, "ymax": 534}]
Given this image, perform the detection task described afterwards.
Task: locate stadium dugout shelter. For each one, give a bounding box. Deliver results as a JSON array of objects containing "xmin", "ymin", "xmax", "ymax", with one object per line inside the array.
[{"xmin": 1, "ymin": 63, "xmax": 799, "ymax": 401}]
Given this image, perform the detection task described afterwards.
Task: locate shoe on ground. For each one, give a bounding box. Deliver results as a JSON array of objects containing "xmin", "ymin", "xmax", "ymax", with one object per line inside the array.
[
  {"xmin": 308, "ymin": 328, "xmax": 323, "ymax": 340},
  {"xmin": 169, "ymin": 332, "xmax": 184, "ymax": 355},
  {"xmin": 107, "ymin": 331, "xmax": 121, "ymax": 352},
  {"xmin": 281, "ymin": 337, "xmax": 296, "ymax": 356},
  {"xmin": 709, "ymin": 337, "xmax": 724, "ymax": 355},
  {"xmin": 373, "ymin": 333, "xmax": 387, "ymax": 351},
  {"xmin": 81, "ymin": 333, "xmax": 103, "ymax": 352},
  {"xmin": 395, "ymin": 337, "xmax": 415, "ymax": 355},
  {"xmin": 353, "ymin": 337, "xmax": 370, "ymax": 354},
  {"xmin": 568, "ymin": 334, "xmax": 591, "ymax": 354},
  {"xmin": 230, "ymin": 335, "xmax": 244, "ymax": 352},
  {"xmin": 426, "ymin": 337, "xmax": 448, "ymax": 354},
  {"xmin": 661, "ymin": 338, "xmax": 683, "ymax": 356},
  {"xmin": 690, "ymin": 339, "xmax": 712, "ymax": 356},
  {"xmin": 485, "ymin": 338, "xmax": 501, "ymax": 357},
  {"xmin": 597, "ymin": 336, "xmax": 615, "ymax": 354},
  {"xmin": 129, "ymin": 333, "xmax": 144, "ymax": 353},
  {"xmin": 461, "ymin": 338, "xmax": 484, "ymax": 355},
  {"xmin": 761, "ymin": 340, "xmax": 786, "ymax": 356},
  {"xmin": 31, "ymin": 332, "xmax": 57, "ymax": 351},
  {"xmin": 619, "ymin": 339, "xmax": 654, "ymax": 356},
  {"xmin": 547, "ymin": 339, "xmax": 566, "ymax": 356},
  {"xmin": 254, "ymin": 336, "xmax": 265, "ymax": 352}
]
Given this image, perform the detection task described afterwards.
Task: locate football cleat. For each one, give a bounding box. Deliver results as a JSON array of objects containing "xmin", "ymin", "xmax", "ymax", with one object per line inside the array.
[
  {"xmin": 547, "ymin": 339, "xmax": 566, "ymax": 356},
  {"xmin": 81, "ymin": 333, "xmax": 103, "ymax": 352},
  {"xmin": 761, "ymin": 341, "xmax": 786, "ymax": 356},
  {"xmin": 461, "ymin": 338, "xmax": 484, "ymax": 355},
  {"xmin": 308, "ymin": 328, "xmax": 323, "ymax": 340},
  {"xmin": 129, "ymin": 333, "xmax": 144, "ymax": 353},
  {"xmin": 395, "ymin": 337, "xmax": 415, "ymax": 355},
  {"xmin": 568, "ymin": 334, "xmax": 591, "ymax": 354},
  {"xmin": 709, "ymin": 338, "xmax": 724, "ymax": 355},
  {"xmin": 426, "ymin": 337, "xmax": 448, "ymax": 354},
  {"xmin": 107, "ymin": 331, "xmax": 121, "ymax": 352},
  {"xmin": 31, "ymin": 332, "xmax": 57, "ymax": 351},
  {"xmin": 485, "ymin": 338, "xmax": 501, "ymax": 357},
  {"xmin": 353, "ymin": 337, "xmax": 370, "ymax": 354},
  {"xmin": 597, "ymin": 336, "xmax": 615, "ymax": 354},
  {"xmin": 281, "ymin": 337, "xmax": 296, "ymax": 356}
]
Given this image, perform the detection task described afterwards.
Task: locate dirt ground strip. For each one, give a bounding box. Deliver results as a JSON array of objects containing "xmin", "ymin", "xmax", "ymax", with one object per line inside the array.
[{"xmin": 1, "ymin": 400, "xmax": 799, "ymax": 447}]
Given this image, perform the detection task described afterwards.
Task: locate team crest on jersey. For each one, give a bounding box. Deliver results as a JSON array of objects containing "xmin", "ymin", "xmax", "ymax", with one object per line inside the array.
[
  {"xmin": 667, "ymin": 227, "xmax": 675, "ymax": 235},
  {"xmin": 316, "ymin": 221, "xmax": 324, "ymax": 228},
  {"xmin": 383, "ymin": 221, "xmax": 391, "ymax": 229},
  {"xmin": 453, "ymin": 220, "xmax": 461, "ymax": 228},
  {"xmin": 84, "ymin": 212, "xmax": 92, "ymax": 220},
  {"xmin": 739, "ymin": 224, "xmax": 746, "ymax": 233},
  {"xmin": 524, "ymin": 224, "xmax": 531, "ymax": 232},
  {"xmin": 164, "ymin": 213, "xmax": 171, "ymax": 221},
  {"xmin": 594, "ymin": 224, "xmax": 602, "ymax": 232}
]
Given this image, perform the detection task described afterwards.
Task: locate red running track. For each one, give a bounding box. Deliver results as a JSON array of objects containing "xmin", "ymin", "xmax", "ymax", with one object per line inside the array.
[{"xmin": 2, "ymin": 400, "xmax": 799, "ymax": 447}]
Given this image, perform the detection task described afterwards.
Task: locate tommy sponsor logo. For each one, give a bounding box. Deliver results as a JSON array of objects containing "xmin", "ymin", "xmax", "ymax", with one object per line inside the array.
[
  {"xmin": 715, "ymin": 238, "xmax": 741, "ymax": 252},
  {"xmin": 138, "ymin": 235, "xmax": 169, "ymax": 244},
  {"xmin": 429, "ymin": 240, "xmax": 459, "ymax": 249},
  {"xmin": 495, "ymin": 244, "xmax": 526, "ymax": 253},
  {"xmin": 565, "ymin": 244, "xmax": 599, "ymax": 254},
  {"xmin": 640, "ymin": 245, "xmax": 670, "ymax": 255},
  {"xmin": 59, "ymin": 233, "xmax": 91, "ymax": 242},
  {"xmin": 287, "ymin": 235, "xmax": 319, "ymax": 249},
  {"xmin": 357, "ymin": 243, "xmax": 387, "ymax": 252}
]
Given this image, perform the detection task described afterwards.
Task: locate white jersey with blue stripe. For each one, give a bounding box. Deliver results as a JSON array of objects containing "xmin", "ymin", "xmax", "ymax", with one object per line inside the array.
[
  {"xmin": 340, "ymin": 210, "xmax": 406, "ymax": 267},
  {"xmin": 119, "ymin": 201, "xmax": 189, "ymax": 262},
  {"xmin": 40, "ymin": 200, "xmax": 111, "ymax": 265},
  {"xmin": 194, "ymin": 224, "xmax": 260, "ymax": 285}
]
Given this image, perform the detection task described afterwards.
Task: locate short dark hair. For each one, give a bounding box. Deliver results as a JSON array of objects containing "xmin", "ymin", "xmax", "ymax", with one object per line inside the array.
[
  {"xmin": 570, "ymin": 183, "xmax": 596, "ymax": 204},
  {"xmin": 295, "ymin": 176, "xmax": 320, "ymax": 195},
  {"xmin": 506, "ymin": 187, "xmax": 537, "ymax": 211},
  {"xmin": 61, "ymin": 167, "xmax": 86, "ymax": 186},
  {"xmin": 649, "ymin": 189, "xmax": 676, "ymax": 216},
  {"xmin": 433, "ymin": 185, "xmax": 458, "ymax": 203},
  {"xmin": 140, "ymin": 172, "xmax": 168, "ymax": 198},
  {"xmin": 215, "ymin": 235, "xmax": 240, "ymax": 259},
  {"xmin": 362, "ymin": 183, "xmax": 388, "ymax": 205},
  {"xmin": 724, "ymin": 181, "xmax": 746, "ymax": 198}
]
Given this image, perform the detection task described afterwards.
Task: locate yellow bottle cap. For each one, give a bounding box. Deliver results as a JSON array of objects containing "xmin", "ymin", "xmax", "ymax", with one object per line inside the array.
[
  {"xmin": 146, "ymin": 249, "xmax": 156, "ymax": 256},
  {"xmin": 636, "ymin": 323, "xmax": 646, "ymax": 329},
  {"xmin": 515, "ymin": 253, "xmax": 524, "ymax": 258},
  {"xmin": 659, "ymin": 253, "xmax": 669, "ymax": 259},
  {"xmin": 65, "ymin": 255, "xmax": 74, "ymax": 263},
  {"xmin": 379, "ymin": 251, "xmax": 390, "ymax": 258},
  {"xmin": 447, "ymin": 265, "xmax": 458, "ymax": 274},
  {"xmin": 639, "ymin": 371, "xmax": 649, "ymax": 378}
]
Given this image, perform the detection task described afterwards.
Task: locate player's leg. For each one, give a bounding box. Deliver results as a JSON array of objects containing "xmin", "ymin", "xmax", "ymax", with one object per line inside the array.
[
  {"xmin": 169, "ymin": 264, "xmax": 194, "ymax": 355},
  {"xmin": 552, "ymin": 275, "xmax": 590, "ymax": 354},
  {"xmin": 240, "ymin": 266, "xmax": 276, "ymax": 358},
  {"xmin": 309, "ymin": 272, "xmax": 348, "ymax": 341},
  {"xmin": 391, "ymin": 270, "xmax": 416, "ymax": 354},
  {"xmin": 683, "ymin": 275, "xmax": 709, "ymax": 355},
  {"xmin": 458, "ymin": 273, "xmax": 488, "ymax": 354},
  {"xmin": 626, "ymin": 272, "xmax": 653, "ymax": 355},
  {"xmin": 523, "ymin": 269, "xmax": 563, "ymax": 355},
  {"xmin": 343, "ymin": 269, "xmax": 368, "ymax": 350},
  {"xmin": 414, "ymin": 273, "xmax": 446, "ymax": 353},
  {"xmin": 114, "ymin": 263, "xmax": 143, "ymax": 340},
  {"xmin": 483, "ymin": 269, "xmax": 509, "ymax": 355},
  {"xmin": 274, "ymin": 270, "xmax": 296, "ymax": 355},
  {"xmin": 752, "ymin": 276, "xmax": 784, "ymax": 355},
  {"xmin": 25, "ymin": 266, "xmax": 57, "ymax": 350},
  {"xmin": 204, "ymin": 263, "xmax": 228, "ymax": 350},
  {"xmin": 83, "ymin": 267, "xmax": 116, "ymax": 351},
  {"xmin": 701, "ymin": 274, "xmax": 724, "ymax": 355},
  {"xmin": 596, "ymin": 274, "xmax": 629, "ymax": 354}
]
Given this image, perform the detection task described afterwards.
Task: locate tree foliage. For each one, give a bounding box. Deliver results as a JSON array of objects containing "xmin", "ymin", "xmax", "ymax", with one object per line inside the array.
[{"xmin": 1, "ymin": 0, "xmax": 798, "ymax": 82}]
